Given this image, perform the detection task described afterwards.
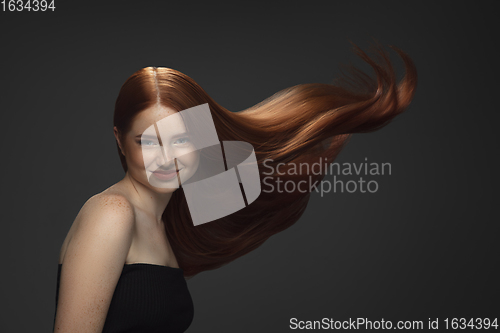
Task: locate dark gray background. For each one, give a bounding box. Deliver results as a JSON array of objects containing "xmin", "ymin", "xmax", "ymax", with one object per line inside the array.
[{"xmin": 1, "ymin": 1, "xmax": 498, "ymax": 332}]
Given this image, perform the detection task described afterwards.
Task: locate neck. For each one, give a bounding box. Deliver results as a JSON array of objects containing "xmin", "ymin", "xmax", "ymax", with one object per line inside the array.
[{"xmin": 121, "ymin": 172, "xmax": 174, "ymax": 223}]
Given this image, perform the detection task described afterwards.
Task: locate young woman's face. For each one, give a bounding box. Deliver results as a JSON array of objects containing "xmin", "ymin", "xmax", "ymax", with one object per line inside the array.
[{"xmin": 117, "ymin": 105, "xmax": 200, "ymax": 193}]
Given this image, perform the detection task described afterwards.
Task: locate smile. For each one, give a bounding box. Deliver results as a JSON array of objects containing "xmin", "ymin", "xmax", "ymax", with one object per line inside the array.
[{"xmin": 151, "ymin": 168, "xmax": 183, "ymax": 181}]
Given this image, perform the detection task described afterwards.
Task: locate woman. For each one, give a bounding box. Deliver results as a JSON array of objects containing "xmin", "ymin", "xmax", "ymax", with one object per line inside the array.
[{"xmin": 53, "ymin": 44, "xmax": 417, "ymax": 332}]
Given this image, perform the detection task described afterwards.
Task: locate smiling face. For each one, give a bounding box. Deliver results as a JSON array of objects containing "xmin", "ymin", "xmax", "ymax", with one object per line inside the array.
[{"xmin": 114, "ymin": 104, "xmax": 200, "ymax": 193}]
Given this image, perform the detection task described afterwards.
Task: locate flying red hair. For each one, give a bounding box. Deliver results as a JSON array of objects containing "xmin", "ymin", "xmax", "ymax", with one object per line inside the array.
[{"xmin": 113, "ymin": 43, "xmax": 417, "ymax": 277}]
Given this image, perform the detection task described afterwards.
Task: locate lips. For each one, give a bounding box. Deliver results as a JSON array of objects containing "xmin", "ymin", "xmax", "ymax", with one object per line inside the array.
[
  {"xmin": 151, "ymin": 168, "xmax": 183, "ymax": 181},
  {"xmin": 154, "ymin": 170, "xmax": 178, "ymax": 175}
]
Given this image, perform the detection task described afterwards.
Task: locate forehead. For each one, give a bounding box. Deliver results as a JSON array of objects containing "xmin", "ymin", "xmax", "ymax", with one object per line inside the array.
[{"xmin": 130, "ymin": 105, "xmax": 186, "ymax": 136}]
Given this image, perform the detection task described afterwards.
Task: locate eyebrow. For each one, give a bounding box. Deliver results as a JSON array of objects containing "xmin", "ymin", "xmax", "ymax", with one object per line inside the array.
[
  {"xmin": 135, "ymin": 134, "xmax": 157, "ymax": 139},
  {"xmin": 135, "ymin": 132, "xmax": 188, "ymax": 139}
]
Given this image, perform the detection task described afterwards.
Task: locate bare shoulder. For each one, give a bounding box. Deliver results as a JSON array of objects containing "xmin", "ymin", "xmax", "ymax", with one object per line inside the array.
[
  {"xmin": 54, "ymin": 192, "xmax": 137, "ymax": 332},
  {"xmin": 59, "ymin": 187, "xmax": 136, "ymax": 265},
  {"xmin": 82, "ymin": 192, "xmax": 135, "ymax": 221},
  {"xmin": 72, "ymin": 192, "xmax": 135, "ymax": 238},
  {"xmin": 65, "ymin": 191, "xmax": 136, "ymax": 264}
]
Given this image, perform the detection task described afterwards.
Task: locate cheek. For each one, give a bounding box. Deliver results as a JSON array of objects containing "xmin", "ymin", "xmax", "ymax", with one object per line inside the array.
[
  {"xmin": 178, "ymin": 151, "xmax": 200, "ymax": 169},
  {"xmin": 128, "ymin": 147, "xmax": 147, "ymax": 169}
]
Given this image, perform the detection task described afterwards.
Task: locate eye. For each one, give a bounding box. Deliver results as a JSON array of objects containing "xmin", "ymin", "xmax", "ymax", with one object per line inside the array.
[
  {"xmin": 173, "ymin": 137, "xmax": 190, "ymax": 145},
  {"xmin": 138, "ymin": 140, "xmax": 159, "ymax": 147}
]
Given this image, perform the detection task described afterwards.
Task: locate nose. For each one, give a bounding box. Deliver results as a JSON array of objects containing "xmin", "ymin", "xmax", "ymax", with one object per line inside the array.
[{"xmin": 157, "ymin": 145, "xmax": 176, "ymax": 167}]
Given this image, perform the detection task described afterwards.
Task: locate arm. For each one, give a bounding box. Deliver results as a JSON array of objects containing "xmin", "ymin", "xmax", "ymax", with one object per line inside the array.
[{"xmin": 53, "ymin": 194, "xmax": 135, "ymax": 333}]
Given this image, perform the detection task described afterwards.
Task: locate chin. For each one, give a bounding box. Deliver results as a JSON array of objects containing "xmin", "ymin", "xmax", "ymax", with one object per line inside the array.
[{"xmin": 152, "ymin": 186, "xmax": 179, "ymax": 194}]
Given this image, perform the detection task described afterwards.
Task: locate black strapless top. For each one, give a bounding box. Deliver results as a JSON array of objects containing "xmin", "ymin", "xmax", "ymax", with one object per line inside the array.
[{"xmin": 53, "ymin": 263, "xmax": 194, "ymax": 333}]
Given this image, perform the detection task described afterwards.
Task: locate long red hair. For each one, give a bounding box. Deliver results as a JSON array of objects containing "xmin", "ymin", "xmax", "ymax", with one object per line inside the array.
[{"xmin": 113, "ymin": 44, "xmax": 417, "ymax": 277}]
